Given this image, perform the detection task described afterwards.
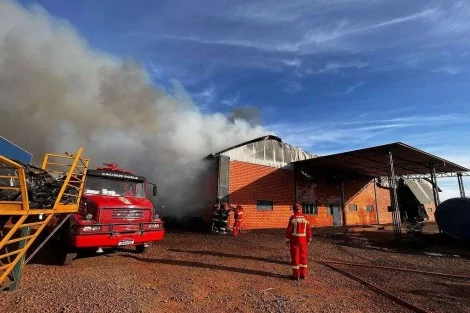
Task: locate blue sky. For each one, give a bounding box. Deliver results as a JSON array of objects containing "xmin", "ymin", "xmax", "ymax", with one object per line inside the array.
[{"xmin": 16, "ymin": 0, "xmax": 470, "ymax": 198}]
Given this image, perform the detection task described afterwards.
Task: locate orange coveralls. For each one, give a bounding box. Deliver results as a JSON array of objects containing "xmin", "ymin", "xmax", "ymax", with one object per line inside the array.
[
  {"xmin": 233, "ymin": 205, "xmax": 243, "ymax": 236},
  {"xmin": 285, "ymin": 210, "xmax": 312, "ymax": 280}
]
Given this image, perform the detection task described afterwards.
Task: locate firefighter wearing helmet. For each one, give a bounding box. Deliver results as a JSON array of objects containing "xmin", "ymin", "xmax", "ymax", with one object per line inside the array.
[
  {"xmin": 218, "ymin": 202, "xmax": 231, "ymax": 235},
  {"xmin": 232, "ymin": 205, "xmax": 244, "ymax": 236},
  {"xmin": 285, "ymin": 202, "xmax": 312, "ymax": 280},
  {"xmin": 211, "ymin": 202, "xmax": 222, "ymax": 233}
]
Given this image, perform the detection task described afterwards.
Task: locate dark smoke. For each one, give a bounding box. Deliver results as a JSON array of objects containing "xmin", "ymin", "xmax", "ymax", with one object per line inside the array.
[
  {"xmin": 0, "ymin": 1, "xmax": 269, "ymax": 218},
  {"xmin": 228, "ymin": 105, "xmax": 262, "ymax": 126}
]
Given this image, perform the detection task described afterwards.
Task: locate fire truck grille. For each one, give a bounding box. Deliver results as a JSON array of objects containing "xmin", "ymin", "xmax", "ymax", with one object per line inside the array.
[
  {"xmin": 101, "ymin": 208, "xmax": 150, "ymax": 223},
  {"xmin": 112, "ymin": 209, "xmax": 143, "ymax": 220}
]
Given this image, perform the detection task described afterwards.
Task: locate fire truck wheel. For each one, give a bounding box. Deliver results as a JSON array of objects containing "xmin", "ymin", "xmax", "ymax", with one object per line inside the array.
[{"xmin": 135, "ymin": 243, "xmax": 150, "ymax": 254}]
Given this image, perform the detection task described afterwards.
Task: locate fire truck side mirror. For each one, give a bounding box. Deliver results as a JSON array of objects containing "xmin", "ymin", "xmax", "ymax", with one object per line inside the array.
[{"xmin": 152, "ymin": 185, "xmax": 157, "ymax": 197}]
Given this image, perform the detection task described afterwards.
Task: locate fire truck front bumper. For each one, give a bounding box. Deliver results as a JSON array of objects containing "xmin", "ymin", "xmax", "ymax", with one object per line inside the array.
[{"xmin": 70, "ymin": 223, "xmax": 164, "ymax": 248}]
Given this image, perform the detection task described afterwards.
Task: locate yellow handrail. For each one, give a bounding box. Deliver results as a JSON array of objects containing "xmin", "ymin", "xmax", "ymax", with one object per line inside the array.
[{"xmin": 0, "ymin": 147, "xmax": 89, "ymax": 289}]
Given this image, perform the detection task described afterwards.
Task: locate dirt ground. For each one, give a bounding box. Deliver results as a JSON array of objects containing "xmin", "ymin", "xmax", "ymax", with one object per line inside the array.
[{"xmin": 2, "ymin": 223, "xmax": 470, "ymax": 313}]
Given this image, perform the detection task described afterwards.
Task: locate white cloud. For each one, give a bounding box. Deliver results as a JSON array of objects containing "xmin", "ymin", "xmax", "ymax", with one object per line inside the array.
[
  {"xmin": 221, "ymin": 93, "xmax": 241, "ymax": 107},
  {"xmin": 308, "ymin": 60, "xmax": 369, "ymax": 74},
  {"xmin": 191, "ymin": 85, "xmax": 216, "ymax": 109},
  {"xmin": 154, "ymin": 34, "xmax": 300, "ymax": 53},
  {"xmin": 355, "ymin": 8, "xmax": 440, "ymax": 33},
  {"xmin": 266, "ymin": 112, "xmax": 467, "ymax": 151},
  {"xmin": 281, "ymin": 58, "xmax": 302, "ymax": 67},
  {"xmin": 344, "ymin": 81, "xmax": 364, "ymax": 94},
  {"xmin": 431, "ymin": 66, "xmax": 463, "ymax": 75},
  {"xmin": 282, "ymin": 81, "xmax": 303, "ymax": 94},
  {"xmin": 145, "ymin": 7, "xmax": 439, "ymax": 55},
  {"xmin": 341, "ymin": 114, "xmax": 462, "ymax": 125},
  {"xmin": 126, "ymin": 0, "xmax": 470, "ymax": 65}
]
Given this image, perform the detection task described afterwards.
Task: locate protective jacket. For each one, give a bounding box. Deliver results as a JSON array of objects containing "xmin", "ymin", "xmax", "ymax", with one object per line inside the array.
[
  {"xmin": 286, "ymin": 210, "xmax": 312, "ymax": 280},
  {"xmin": 232, "ymin": 205, "xmax": 244, "ymax": 236}
]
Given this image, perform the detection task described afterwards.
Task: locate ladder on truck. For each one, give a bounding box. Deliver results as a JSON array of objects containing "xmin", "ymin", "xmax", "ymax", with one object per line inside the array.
[{"xmin": 0, "ymin": 147, "xmax": 89, "ymax": 290}]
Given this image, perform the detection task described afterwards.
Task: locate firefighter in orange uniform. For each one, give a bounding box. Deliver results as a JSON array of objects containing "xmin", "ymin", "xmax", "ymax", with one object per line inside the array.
[
  {"xmin": 232, "ymin": 205, "xmax": 244, "ymax": 236},
  {"xmin": 286, "ymin": 203, "xmax": 312, "ymax": 280}
]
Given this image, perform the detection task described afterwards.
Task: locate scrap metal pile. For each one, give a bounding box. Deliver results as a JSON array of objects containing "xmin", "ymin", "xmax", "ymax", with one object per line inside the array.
[{"xmin": 0, "ymin": 160, "xmax": 77, "ymax": 209}]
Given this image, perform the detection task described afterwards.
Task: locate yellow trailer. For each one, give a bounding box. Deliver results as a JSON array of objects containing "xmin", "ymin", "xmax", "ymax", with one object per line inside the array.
[{"xmin": 0, "ymin": 147, "xmax": 88, "ymax": 290}]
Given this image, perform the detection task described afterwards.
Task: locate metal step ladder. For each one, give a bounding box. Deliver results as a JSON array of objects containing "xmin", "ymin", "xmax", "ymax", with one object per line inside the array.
[{"xmin": 0, "ymin": 147, "xmax": 88, "ymax": 290}]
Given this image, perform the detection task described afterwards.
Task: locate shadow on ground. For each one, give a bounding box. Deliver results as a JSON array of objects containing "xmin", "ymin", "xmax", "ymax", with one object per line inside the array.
[
  {"xmin": 168, "ymin": 249, "xmax": 288, "ymax": 265},
  {"xmin": 121, "ymin": 254, "xmax": 290, "ymax": 279},
  {"xmin": 7, "ymin": 221, "xmax": 470, "ymax": 268}
]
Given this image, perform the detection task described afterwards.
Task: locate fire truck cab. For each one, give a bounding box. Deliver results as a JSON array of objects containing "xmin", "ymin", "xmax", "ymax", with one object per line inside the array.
[{"xmin": 55, "ymin": 163, "xmax": 164, "ymax": 265}]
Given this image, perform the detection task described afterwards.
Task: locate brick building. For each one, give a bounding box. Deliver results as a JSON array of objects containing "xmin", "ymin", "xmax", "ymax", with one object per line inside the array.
[{"xmin": 201, "ymin": 135, "xmax": 458, "ymax": 230}]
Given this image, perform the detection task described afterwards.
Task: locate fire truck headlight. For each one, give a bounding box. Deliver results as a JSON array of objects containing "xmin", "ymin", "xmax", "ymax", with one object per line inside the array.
[{"xmin": 85, "ymin": 213, "xmax": 93, "ymax": 220}]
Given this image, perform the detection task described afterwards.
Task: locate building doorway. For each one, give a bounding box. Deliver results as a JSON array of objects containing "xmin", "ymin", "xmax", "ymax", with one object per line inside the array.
[{"xmin": 331, "ymin": 205, "xmax": 342, "ymax": 226}]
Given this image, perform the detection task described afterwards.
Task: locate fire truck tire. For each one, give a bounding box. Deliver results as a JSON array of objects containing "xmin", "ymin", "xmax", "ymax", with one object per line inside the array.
[{"xmin": 135, "ymin": 243, "xmax": 150, "ymax": 254}]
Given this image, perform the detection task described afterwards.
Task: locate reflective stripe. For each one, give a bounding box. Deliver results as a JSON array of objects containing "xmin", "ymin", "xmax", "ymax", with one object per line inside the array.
[
  {"xmin": 299, "ymin": 264, "xmax": 307, "ymax": 268},
  {"xmin": 291, "ymin": 216, "xmax": 309, "ymax": 237},
  {"xmin": 292, "ymin": 266, "xmax": 300, "ymax": 269}
]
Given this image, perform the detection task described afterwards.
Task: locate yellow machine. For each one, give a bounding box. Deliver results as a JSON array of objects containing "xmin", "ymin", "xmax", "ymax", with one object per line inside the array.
[{"xmin": 0, "ymin": 147, "xmax": 88, "ymax": 290}]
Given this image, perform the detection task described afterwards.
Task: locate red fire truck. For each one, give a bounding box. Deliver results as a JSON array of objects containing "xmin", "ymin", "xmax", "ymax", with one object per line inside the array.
[{"xmin": 54, "ymin": 163, "xmax": 164, "ymax": 265}]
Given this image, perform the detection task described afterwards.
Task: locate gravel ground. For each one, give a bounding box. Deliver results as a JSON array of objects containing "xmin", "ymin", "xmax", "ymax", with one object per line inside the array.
[{"xmin": 1, "ymin": 224, "xmax": 469, "ymax": 313}]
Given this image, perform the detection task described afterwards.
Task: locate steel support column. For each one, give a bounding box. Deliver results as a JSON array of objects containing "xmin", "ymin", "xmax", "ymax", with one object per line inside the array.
[
  {"xmin": 429, "ymin": 164, "xmax": 441, "ymax": 207},
  {"xmin": 429, "ymin": 163, "xmax": 441, "ymax": 233},
  {"xmin": 387, "ymin": 151, "xmax": 401, "ymax": 237},
  {"xmin": 373, "ymin": 178, "xmax": 380, "ymax": 225},
  {"xmin": 457, "ymin": 172, "xmax": 466, "ymax": 198},
  {"xmin": 341, "ymin": 179, "xmax": 346, "ymax": 226}
]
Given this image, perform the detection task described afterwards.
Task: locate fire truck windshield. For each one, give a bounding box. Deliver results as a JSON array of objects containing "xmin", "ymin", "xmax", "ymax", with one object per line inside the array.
[{"xmin": 84, "ymin": 176, "xmax": 145, "ymax": 198}]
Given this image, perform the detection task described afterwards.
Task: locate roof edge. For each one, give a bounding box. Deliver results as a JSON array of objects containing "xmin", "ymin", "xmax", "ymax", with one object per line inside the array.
[{"xmin": 205, "ymin": 135, "xmax": 282, "ymax": 159}]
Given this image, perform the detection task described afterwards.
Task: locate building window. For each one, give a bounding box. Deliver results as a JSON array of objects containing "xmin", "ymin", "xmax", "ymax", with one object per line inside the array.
[
  {"xmin": 256, "ymin": 200, "xmax": 273, "ymax": 211},
  {"xmin": 349, "ymin": 204, "xmax": 358, "ymax": 212},
  {"xmin": 302, "ymin": 203, "xmax": 317, "ymax": 215},
  {"xmin": 366, "ymin": 205, "xmax": 374, "ymax": 212}
]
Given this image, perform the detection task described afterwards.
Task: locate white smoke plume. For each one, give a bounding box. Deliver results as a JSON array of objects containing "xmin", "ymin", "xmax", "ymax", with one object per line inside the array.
[{"xmin": 0, "ymin": 1, "xmax": 269, "ymax": 218}]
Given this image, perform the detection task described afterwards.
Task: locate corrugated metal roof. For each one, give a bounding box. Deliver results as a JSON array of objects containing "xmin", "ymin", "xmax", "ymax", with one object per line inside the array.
[
  {"xmin": 295, "ymin": 142, "xmax": 469, "ymax": 177},
  {"xmin": 204, "ymin": 135, "xmax": 317, "ymax": 168},
  {"xmin": 404, "ymin": 179, "xmax": 434, "ymax": 205},
  {"xmin": 206, "ymin": 135, "xmax": 282, "ymax": 158}
]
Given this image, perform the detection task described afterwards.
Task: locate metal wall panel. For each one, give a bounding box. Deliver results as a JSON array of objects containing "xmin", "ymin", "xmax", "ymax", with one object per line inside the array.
[{"xmin": 217, "ymin": 155, "xmax": 230, "ymax": 203}]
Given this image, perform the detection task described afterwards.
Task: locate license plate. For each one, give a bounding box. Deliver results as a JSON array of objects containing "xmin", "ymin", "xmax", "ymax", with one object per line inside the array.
[{"xmin": 118, "ymin": 240, "xmax": 134, "ymax": 246}]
